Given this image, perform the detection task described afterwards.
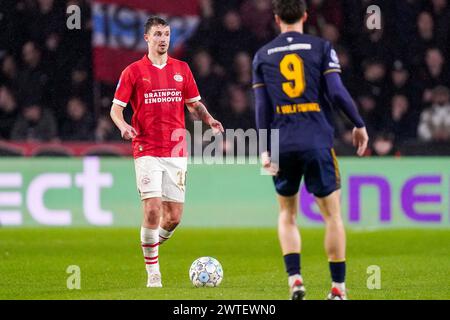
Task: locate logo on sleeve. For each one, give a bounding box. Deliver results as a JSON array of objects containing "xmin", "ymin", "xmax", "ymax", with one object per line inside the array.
[
  {"xmin": 331, "ymin": 49, "xmax": 339, "ymax": 64},
  {"xmin": 174, "ymin": 74, "xmax": 183, "ymax": 82}
]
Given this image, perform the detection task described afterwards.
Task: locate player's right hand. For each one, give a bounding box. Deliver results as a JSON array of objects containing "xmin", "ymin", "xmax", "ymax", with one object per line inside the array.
[
  {"xmin": 352, "ymin": 127, "xmax": 369, "ymax": 157},
  {"xmin": 120, "ymin": 124, "xmax": 138, "ymax": 140}
]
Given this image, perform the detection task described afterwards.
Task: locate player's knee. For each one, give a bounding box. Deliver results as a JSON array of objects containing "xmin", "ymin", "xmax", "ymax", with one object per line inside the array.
[
  {"xmin": 323, "ymin": 212, "xmax": 343, "ymax": 225},
  {"xmin": 163, "ymin": 205, "xmax": 183, "ymax": 228},
  {"xmin": 161, "ymin": 210, "xmax": 181, "ymax": 229},
  {"xmin": 145, "ymin": 204, "xmax": 161, "ymax": 216},
  {"xmin": 172, "ymin": 211, "xmax": 184, "ymax": 226},
  {"xmin": 279, "ymin": 209, "xmax": 297, "ymax": 225},
  {"xmin": 143, "ymin": 201, "xmax": 162, "ymax": 222},
  {"xmin": 165, "ymin": 217, "xmax": 180, "ymax": 230}
]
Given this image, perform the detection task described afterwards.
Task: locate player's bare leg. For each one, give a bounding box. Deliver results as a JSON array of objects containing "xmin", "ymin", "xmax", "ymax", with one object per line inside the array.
[
  {"xmin": 315, "ymin": 190, "xmax": 347, "ymax": 299},
  {"xmin": 141, "ymin": 197, "xmax": 163, "ymax": 287},
  {"xmin": 277, "ymin": 194, "xmax": 305, "ymax": 300},
  {"xmin": 159, "ymin": 201, "xmax": 183, "ymax": 244}
]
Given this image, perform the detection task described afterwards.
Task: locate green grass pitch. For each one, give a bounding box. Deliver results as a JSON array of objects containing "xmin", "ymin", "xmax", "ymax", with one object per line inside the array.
[{"xmin": 0, "ymin": 228, "xmax": 449, "ymax": 300}]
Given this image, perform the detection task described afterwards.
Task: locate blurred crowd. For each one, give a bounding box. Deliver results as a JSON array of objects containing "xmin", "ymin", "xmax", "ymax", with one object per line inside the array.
[{"xmin": 1, "ymin": 0, "xmax": 450, "ymax": 156}]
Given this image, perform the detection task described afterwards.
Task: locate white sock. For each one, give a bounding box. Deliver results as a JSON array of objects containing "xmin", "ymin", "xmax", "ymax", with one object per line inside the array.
[
  {"xmin": 158, "ymin": 226, "xmax": 174, "ymax": 245},
  {"xmin": 332, "ymin": 282, "xmax": 346, "ymax": 292},
  {"xmin": 288, "ymin": 274, "xmax": 303, "ymax": 287},
  {"xmin": 140, "ymin": 227, "xmax": 160, "ymax": 274}
]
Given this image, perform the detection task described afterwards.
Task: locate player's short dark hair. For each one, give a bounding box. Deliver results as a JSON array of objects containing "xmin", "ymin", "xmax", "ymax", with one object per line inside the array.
[
  {"xmin": 144, "ymin": 16, "xmax": 169, "ymax": 34},
  {"xmin": 272, "ymin": 0, "xmax": 307, "ymax": 24}
]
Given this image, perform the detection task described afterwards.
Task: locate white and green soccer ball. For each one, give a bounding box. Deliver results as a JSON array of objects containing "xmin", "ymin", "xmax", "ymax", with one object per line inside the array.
[{"xmin": 189, "ymin": 257, "xmax": 223, "ymax": 287}]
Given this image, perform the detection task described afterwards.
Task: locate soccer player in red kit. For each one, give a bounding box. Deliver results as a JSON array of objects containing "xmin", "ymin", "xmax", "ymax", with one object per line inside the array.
[{"xmin": 110, "ymin": 16, "xmax": 223, "ymax": 287}]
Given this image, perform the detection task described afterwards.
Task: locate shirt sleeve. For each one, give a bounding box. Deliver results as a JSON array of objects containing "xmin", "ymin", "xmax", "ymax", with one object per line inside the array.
[
  {"xmin": 113, "ymin": 67, "xmax": 134, "ymax": 107},
  {"xmin": 184, "ymin": 65, "xmax": 201, "ymax": 104},
  {"xmin": 253, "ymin": 52, "xmax": 273, "ymax": 152},
  {"xmin": 322, "ymin": 41, "xmax": 342, "ymax": 76},
  {"xmin": 252, "ymin": 52, "xmax": 265, "ymax": 89},
  {"xmin": 324, "ymin": 72, "xmax": 365, "ymax": 128}
]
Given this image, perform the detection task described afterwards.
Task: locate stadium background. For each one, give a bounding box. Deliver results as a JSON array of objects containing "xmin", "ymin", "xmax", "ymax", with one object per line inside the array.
[
  {"xmin": 0, "ymin": 0, "xmax": 449, "ymax": 228},
  {"xmin": 0, "ymin": 0, "xmax": 449, "ymax": 300}
]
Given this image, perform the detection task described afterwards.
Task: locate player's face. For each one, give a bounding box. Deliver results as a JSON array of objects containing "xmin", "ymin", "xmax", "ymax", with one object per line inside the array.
[{"xmin": 145, "ymin": 25, "xmax": 170, "ymax": 55}]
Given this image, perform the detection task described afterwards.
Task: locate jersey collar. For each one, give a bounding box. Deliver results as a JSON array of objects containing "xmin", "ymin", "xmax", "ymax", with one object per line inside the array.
[
  {"xmin": 279, "ymin": 31, "xmax": 303, "ymax": 38},
  {"xmin": 142, "ymin": 55, "xmax": 173, "ymax": 69}
]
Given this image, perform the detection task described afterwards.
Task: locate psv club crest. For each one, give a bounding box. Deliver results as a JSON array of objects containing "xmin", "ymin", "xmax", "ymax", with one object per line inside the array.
[{"xmin": 174, "ymin": 74, "xmax": 183, "ymax": 82}]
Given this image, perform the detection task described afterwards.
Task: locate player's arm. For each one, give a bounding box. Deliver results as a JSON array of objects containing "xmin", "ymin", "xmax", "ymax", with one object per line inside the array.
[
  {"xmin": 253, "ymin": 52, "xmax": 278, "ymax": 175},
  {"xmin": 254, "ymin": 85, "xmax": 273, "ymax": 132},
  {"xmin": 254, "ymin": 84, "xmax": 278, "ymax": 175},
  {"xmin": 110, "ymin": 103, "xmax": 137, "ymax": 140},
  {"xmin": 186, "ymin": 100, "xmax": 224, "ymax": 134},
  {"xmin": 324, "ymin": 72, "xmax": 369, "ymax": 156},
  {"xmin": 110, "ymin": 67, "xmax": 137, "ymax": 140},
  {"xmin": 184, "ymin": 64, "xmax": 224, "ymax": 134}
]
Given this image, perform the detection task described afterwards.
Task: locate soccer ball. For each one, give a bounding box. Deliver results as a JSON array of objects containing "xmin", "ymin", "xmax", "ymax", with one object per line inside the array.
[{"xmin": 189, "ymin": 257, "xmax": 223, "ymax": 287}]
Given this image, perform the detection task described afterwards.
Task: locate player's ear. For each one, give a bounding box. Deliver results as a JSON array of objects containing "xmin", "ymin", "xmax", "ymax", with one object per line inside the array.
[
  {"xmin": 144, "ymin": 33, "xmax": 149, "ymax": 42},
  {"xmin": 274, "ymin": 14, "xmax": 281, "ymax": 26},
  {"xmin": 302, "ymin": 12, "xmax": 308, "ymax": 23}
]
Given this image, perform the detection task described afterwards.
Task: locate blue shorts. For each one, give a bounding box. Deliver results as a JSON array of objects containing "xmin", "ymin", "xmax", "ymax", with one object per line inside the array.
[{"xmin": 273, "ymin": 148, "xmax": 341, "ymax": 198}]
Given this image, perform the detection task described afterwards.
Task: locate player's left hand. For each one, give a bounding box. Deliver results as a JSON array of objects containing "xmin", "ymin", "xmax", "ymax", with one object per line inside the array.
[
  {"xmin": 209, "ymin": 119, "xmax": 224, "ymax": 134},
  {"xmin": 261, "ymin": 151, "xmax": 279, "ymax": 176}
]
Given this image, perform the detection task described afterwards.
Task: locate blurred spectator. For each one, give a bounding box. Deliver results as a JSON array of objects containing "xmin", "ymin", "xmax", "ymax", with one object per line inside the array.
[
  {"xmin": 231, "ymin": 51, "xmax": 252, "ymax": 88},
  {"xmin": 306, "ymin": 0, "xmax": 343, "ymax": 37},
  {"xmin": 71, "ymin": 67, "xmax": 91, "ymax": 101},
  {"xmin": 355, "ymin": 94, "xmax": 379, "ymax": 138},
  {"xmin": 390, "ymin": 61, "xmax": 411, "ymax": 94},
  {"xmin": 0, "ymin": 86, "xmax": 19, "ymax": 140},
  {"xmin": 335, "ymin": 46, "xmax": 357, "ymax": 92},
  {"xmin": 186, "ymin": 0, "xmax": 216, "ymax": 52},
  {"xmin": 212, "ymin": 10, "xmax": 256, "ymax": 72},
  {"xmin": 95, "ymin": 115, "xmax": 121, "ymax": 142},
  {"xmin": 27, "ymin": 0, "xmax": 65, "ymax": 45},
  {"xmin": 395, "ymin": 0, "xmax": 424, "ymax": 49},
  {"xmin": 340, "ymin": 0, "xmax": 366, "ymax": 44},
  {"xmin": 191, "ymin": 49, "xmax": 223, "ymax": 109},
  {"xmin": 419, "ymin": 48, "xmax": 450, "ymax": 103},
  {"xmin": 11, "ymin": 103, "xmax": 57, "ymax": 142},
  {"xmin": 430, "ymin": 0, "xmax": 450, "ymax": 53},
  {"xmin": 353, "ymin": 18, "xmax": 397, "ymax": 67},
  {"xmin": 408, "ymin": 11, "xmax": 437, "ymax": 67},
  {"xmin": 417, "ymin": 11, "xmax": 435, "ymax": 43},
  {"xmin": 367, "ymin": 132, "xmax": 401, "ymax": 157},
  {"xmin": 52, "ymin": 65, "xmax": 92, "ymax": 110},
  {"xmin": 383, "ymin": 94, "xmax": 417, "ymax": 143},
  {"xmin": 0, "ymin": 55, "xmax": 19, "ymax": 89},
  {"xmin": 213, "ymin": 0, "xmax": 244, "ymax": 18},
  {"xmin": 0, "ymin": 0, "xmax": 29, "ymax": 55},
  {"xmin": 321, "ymin": 23, "xmax": 341, "ymax": 47},
  {"xmin": 359, "ymin": 60, "xmax": 388, "ymax": 109},
  {"xmin": 220, "ymin": 85, "xmax": 255, "ymax": 130},
  {"xmin": 60, "ymin": 97, "xmax": 94, "ymax": 141},
  {"xmin": 240, "ymin": 0, "xmax": 274, "ymax": 47},
  {"xmin": 16, "ymin": 41, "xmax": 50, "ymax": 105},
  {"xmin": 388, "ymin": 60, "xmax": 422, "ymax": 107},
  {"xmin": 418, "ymin": 86, "xmax": 450, "ymax": 142}
]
